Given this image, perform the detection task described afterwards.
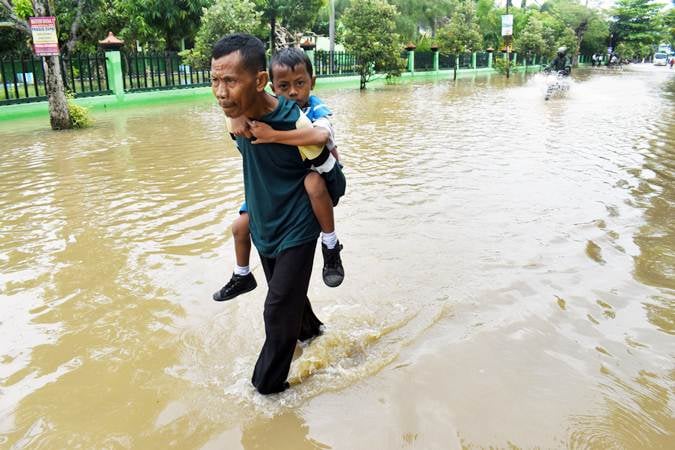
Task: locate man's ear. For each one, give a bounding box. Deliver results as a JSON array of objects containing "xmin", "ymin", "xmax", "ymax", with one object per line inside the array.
[
  {"xmin": 256, "ymin": 71, "xmax": 269, "ymax": 92},
  {"xmin": 311, "ymin": 75, "xmax": 316, "ymax": 90}
]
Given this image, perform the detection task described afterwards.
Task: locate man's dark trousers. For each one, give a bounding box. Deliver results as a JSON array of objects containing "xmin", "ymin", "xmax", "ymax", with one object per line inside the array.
[{"xmin": 252, "ymin": 241, "xmax": 323, "ymax": 394}]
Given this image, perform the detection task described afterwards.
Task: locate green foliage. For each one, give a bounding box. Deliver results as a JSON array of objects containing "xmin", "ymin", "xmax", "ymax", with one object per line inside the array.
[
  {"xmin": 65, "ymin": 93, "xmax": 93, "ymax": 128},
  {"xmin": 579, "ymin": 15, "xmax": 609, "ymax": 56},
  {"xmin": 342, "ymin": 0, "xmax": 404, "ymax": 89},
  {"xmin": 437, "ymin": 1, "xmax": 482, "ymax": 55},
  {"xmin": 414, "ymin": 34, "xmax": 434, "ymax": 52},
  {"xmin": 492, "ymin": 55, "xmax": 509, "ymax": 74},
  {"xmin": 390, "ymin": 0, "xmax": 455, "ymax": 40},
  {"xmin": 179, "ymin": 0, "xmax": 261, "ymax": 69},
  {"xmin": 514, "ymin": 17, "xmax": 546, "ymax": 57},
  {"xmin": 612, "ymin": 0, "xmax": 663, "ymax": 52},
  {"xmin": 255, "ymin": 0, "xmax": 324, "ymax": 48},
  {"xmin": 437, "ymin": 0, "xmax": 482, "ymax": 78},
  {"xmin": 666, "ymin": 8, "xmax": 675, "ymax": 47},
  {"xmin": 13, "ymin": 0, "xmax": 34, "ymax": 20},
  {"xmin": 313, "ymin": 0, "xmax": 350, "ymax": 36},
  {"xmin": 476, "ymin": 0, "xmax": 500, "ymax": 50}
]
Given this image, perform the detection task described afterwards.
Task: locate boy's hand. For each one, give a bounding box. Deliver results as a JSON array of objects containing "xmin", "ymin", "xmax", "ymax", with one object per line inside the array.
[
  {"xmin": 230, "ymin": 115, "xmax": 252, "ymax": 139},
  {"xmin": 248, "ymin": 120, "xmax": 277, "ymax": 144}
]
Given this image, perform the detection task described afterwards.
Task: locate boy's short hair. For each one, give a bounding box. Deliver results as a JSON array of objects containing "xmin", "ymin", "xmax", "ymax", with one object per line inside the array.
[
  {"xmin": 212, "ymin": 33, "xmax": 266, "ymax": 74},
  {"xmin": 270, "ymin": 47, "xmax": 314, "ymax": 81}
]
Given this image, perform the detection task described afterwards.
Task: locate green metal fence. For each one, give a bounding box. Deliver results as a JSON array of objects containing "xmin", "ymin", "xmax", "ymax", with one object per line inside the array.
[
  {"xmin": 1, "ymin": 53, "xmax": 110, "ymax": 105},
  {"xmin": 313, "ymin": 51, "xmax": 359, "ymax": 77},
  {"xmin": 121, "ymin": 52, "xmax": 211, "ymax": 91},
  {"xmin": 414, "ymin": 51, "xmax": 435, "ymax": 71}
]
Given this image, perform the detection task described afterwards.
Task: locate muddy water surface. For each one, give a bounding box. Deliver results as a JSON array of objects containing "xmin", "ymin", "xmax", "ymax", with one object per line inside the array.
[{"xmin": 1, "ymin": 66, "xmax": 673, "ymax": 449}]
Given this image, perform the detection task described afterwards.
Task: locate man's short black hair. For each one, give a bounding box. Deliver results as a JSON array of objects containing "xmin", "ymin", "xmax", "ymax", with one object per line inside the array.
[
  {"xmin": 212, "ymin": 33, "xmax": 266, "ymax": 74},
  {"xmin": 269, "ymin": 47, "xmax": 314, "ymax": 81}
]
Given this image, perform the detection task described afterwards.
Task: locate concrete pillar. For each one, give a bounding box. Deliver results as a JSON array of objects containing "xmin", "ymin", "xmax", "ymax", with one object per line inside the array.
[
  {"xmin": 304, "ymin": 49, "xmax": 315, "ymax": 66},
  {"xmin": 105, "ymin": 50, "xmax": 124, "ymax": 101},
  {"xmin": 488, "ymin": 52, "xmax": 493, "ymax": 68},
  {"xmin": 407, "ymin": 50, "xmax": 415, "ymax": 73},
  {"xmin": 433, "ymin": 50, "xmax": 439, "ymax": 71},
  {"xmin": 472, "ymin": 52, "xmax": 477, "ymax": 69}
]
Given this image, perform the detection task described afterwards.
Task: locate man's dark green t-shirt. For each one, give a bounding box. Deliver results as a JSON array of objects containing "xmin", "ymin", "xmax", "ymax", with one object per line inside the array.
[{"xmin": 231, "ymin": 95, "xmax": 322, "ymax": 258}]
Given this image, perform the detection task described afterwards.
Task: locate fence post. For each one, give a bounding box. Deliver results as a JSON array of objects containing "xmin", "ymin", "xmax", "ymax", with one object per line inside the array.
[
  {"xmin": 105, "ymin": 50, "xmax": 124, "ymax": 100},
  {"xmin": 304, "ymin": 49, "xmax": 315, "ymax": 68},
  {"xmin": 488, "ymin": 52, "xmax": 493, "ymax": 68},
  {"xmin": 405, "ymin": 45, "xmax": 415, "ymax": 73},
  {"xmin": 472, "ymin": 52, "xmax": 477, "ymax": 70},
  {"xmin": 432, "ymin": 47, "xmax": 439, "ymax": 71}
]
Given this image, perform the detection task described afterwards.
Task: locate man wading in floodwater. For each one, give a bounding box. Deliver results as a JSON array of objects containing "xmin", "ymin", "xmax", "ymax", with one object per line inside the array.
[{"xmin": 211, "ymin": 33, "xmax": 325, "ymax": 395}]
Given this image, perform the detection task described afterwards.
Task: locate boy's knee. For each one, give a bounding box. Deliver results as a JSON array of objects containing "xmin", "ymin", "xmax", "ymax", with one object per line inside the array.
[
  {"xmin": 304, "ymin": 172, "xmax": 327, "ymax": 198},
  {"xmin": 232, "ymin": 214, "xmax": 250, "ymax": 240}
]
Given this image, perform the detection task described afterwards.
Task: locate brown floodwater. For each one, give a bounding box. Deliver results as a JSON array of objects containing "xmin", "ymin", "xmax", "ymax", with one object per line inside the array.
[{"xmin": 1, "ymin": 66, "xmax": 673, "ymax": 449}]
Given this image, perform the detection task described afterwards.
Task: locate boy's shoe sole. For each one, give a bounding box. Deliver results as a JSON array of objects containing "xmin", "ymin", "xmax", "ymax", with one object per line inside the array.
[
  {"xmin": 322, "ymin": 242, "xmax": 344, "ymax": 287},
  {"xmin": 213, "ymin": 272, "xmax": 257, "ymax": 301}
]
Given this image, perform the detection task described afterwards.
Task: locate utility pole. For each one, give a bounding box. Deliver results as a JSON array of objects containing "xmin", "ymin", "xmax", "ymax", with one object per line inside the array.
[
  {"xmin": 329, "ymin": 0, "xmax": 335, "ymax": 54},
  {"xmin": 329, "ymin": 0, "xmax": 335, "ymax": 73},
  {"xmin": 506, "ymin": 0, "xmax": 511, "ymax": 79}
]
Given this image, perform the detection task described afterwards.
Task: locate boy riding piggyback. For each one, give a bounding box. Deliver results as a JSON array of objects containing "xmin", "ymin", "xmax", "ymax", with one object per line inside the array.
[{"xmin": 213, "ymin": 47, "xmax": 346, "ymax": 302}]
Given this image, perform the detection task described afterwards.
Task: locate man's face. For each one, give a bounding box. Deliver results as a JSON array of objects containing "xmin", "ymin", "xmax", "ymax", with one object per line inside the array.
[
  {"xmin": 270, "ymin": 63, "xmax": 316, "ymax": 108},
  {"xmin": 211, "ymin": 51, "xmax": 266, "ymax": 117}
]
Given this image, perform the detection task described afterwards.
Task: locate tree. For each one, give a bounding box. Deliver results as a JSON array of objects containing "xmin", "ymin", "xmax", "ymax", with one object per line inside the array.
[
  {"xmin": 0, "ymin": 0, "xmax": 71, "ymax": 129},
  {"xmin": 255, "ymin": 0, "xmax": 324, "ymax": 50},
  {"xmin": 665, "ymin": 7, "xmax": 675, "ymax": 48},
  {"xmin": 390, "ymin": 0, "xmax": 454, "ymax": 39},
  {"xmin": 579, "ymin": 12, "xmax": 609, "ymax": 56},
  {"xmin": 342, "ymin": 0, "xmax": 403, "ymax": 90},
  {"xmin": 514, "ymin": 16, "xmax": 546, "ymax": 68},
  {"xmin": 475, "ymin": 0, "xmax": 501, "ymax": 50},
  {"xmin": 179, "ymin": 0, "xmax": 262, "ymax": 68},
  {"xmin": 541, "ymin": 0, "xmax": 601, "ymax": 65},
  {"xmin": 437, "ymin": 0, "xmax": 482, "ymax": 80},
  {"xmin": 611, "ymin": 0, "xmax": 663, "ymax": 55}
]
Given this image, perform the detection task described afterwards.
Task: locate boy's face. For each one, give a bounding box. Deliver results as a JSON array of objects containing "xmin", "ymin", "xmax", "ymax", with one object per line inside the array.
[
  {"xmin": 270, "ymin": 63, "xmax": 316, "ymax": 108},
  {"xmin": 211, "ymin": 51, "xmax": 268, "ymax": 117}
]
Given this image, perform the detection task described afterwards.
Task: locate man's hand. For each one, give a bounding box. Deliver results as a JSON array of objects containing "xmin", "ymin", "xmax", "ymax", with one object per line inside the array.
[
  {"xmin": 230, "ymin": 115, "xmax": 253, "ymax": 139},
  {"xmin": 248, "ymin": 120, "xmax": 278, "ymax": 144}
]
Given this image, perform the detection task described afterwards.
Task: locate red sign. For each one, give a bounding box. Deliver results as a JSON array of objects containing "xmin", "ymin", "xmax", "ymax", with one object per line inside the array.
[{"xmin": 29, "ymin": 16, "xmax": 60, "ymax": 56}]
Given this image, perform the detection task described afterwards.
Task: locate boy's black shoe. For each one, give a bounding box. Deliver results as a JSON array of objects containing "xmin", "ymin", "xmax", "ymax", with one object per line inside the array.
[
  {"xmin": 322, "ymin": 242, "xmax": 344, "ymax": 287},
  {"xmin": 212, "ymin": 273, "xmax": 257, "ymax": 301}
]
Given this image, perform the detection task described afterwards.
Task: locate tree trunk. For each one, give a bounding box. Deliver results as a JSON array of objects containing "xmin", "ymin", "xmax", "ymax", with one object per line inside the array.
[
  {"xmin": 270, "ymin": 14, "xmax": 276, "ymax": 51},
  {"xmin": 453, "ymin": 65, "xmax": 457, "ymax": 80},
  {"xmin": 45, "ymin": 55, "xmax": 71, "ymax": 129},
  {"xmin": 31, "ymin": 0, "xmax": 71, "ymax": 129}
]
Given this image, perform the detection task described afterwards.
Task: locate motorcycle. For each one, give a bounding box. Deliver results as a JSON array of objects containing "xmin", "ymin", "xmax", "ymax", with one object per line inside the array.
[{"xmin": 543, "ymin": 67, "xmax": 571, "ymax": 101}]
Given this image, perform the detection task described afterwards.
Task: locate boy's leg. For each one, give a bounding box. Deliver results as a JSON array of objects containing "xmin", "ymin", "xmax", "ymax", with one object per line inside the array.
[
  {"xmin": 252, "ymin": 241, "xmax": 322, "ymax": 395},
  {"xmin": 212, "ymin": 213, "xmax": 257, "ymax": 302},
  {"xmin": 304, "ymin": 172, "xmax": 335, "ymax": 233},
  {"xmin": 233, "ymin": 213, "xmax": 252, "ymax": 270},
  {"xmin": 305, "ymin": 172, "xmax": 345, "ymax": 288}
]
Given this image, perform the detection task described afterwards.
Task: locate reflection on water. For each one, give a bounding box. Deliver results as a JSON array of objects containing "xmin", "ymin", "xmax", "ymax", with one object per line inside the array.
[{"xmin": 1, "ymin": 66, "xmax": 673, "ymax": 448}]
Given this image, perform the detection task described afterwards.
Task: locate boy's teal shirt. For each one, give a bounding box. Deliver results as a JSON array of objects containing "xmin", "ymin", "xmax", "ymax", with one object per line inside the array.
[{"xmin": 233, "ymin": 95, "xmax": 321, "ymax": 258}]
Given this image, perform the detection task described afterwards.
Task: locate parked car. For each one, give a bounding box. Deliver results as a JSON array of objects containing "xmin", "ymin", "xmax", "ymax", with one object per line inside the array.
[{"xmin": 653, "ymin": 52, "xmax": 668, "ymax": 66}]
